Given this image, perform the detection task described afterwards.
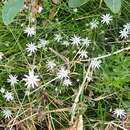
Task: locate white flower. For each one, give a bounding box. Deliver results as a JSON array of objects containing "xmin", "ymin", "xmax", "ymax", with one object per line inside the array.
[
  {"xmin": 0, "ymin": 52, "xmax": 4, "ymax": 60},
  {"xmin": 78, "ymin": 50, "xmax": 88, "ymax": 59},
  {"xmin": 62, "ymin": 40, "xmax": 70, "ymax": 47},
  {"xmin": 73, "ymin": 8, "xmax": 78, "ymax": 13},
  {"xmin": 86, "ymin": 75, "xmax": 93, "ymax": 82},
  {"xmin": 0, "ymin": 87, "xmax": 5, "ymax": 93},
  {"xmin": 3, "ymin": 0, "xmax": 7, "ymax": 4},
  {"xmin": 7, "ymin": 75, "xmax": 18, "ymax": 86},
  {"xmin": 90, "ymin": 59, "xmax": 102, "ymax": 69},
  {"xmin": 24, "ymin": 26, "xmax": 36, "ymax": 37},
  {"xmin": 85, "ymin": 23, "xmax": 89, "ymax": 27},
  {"xmin": 119, "ymin": 29, "xmax": 129, "ymax": 39},
  {"xmin": 101, "ymin": 14, "xmax": 112, "ymax": 25},
  {"xmin": 82, "ymin": 37, "xmax": 91, "ymax": 47},
  {"xmin": 38, "ymin": 39, "xmax": 48, "ymax": 48},
  {"xmin": 25, "ymin": 90, "xmax": 30, "ymax": 96},
  {"xmin": 2, "ymin": 109, "xmax": 12, "ymax": 119},
  {"xmin": 23, "ymin": 70, "xmax": 40, "ymax": 89},
  {"xmin": 57, "ymin": 67, "xmax": 70, "ymax": 80},
  {"xmin": 123, "ymin": 23, "xmax": 130, "ymax": 31},
  {"xmin": 23, "ymin": 4, "xmax": 28, "ymax": 10},
  {"xmin": 54, "ymin": 34, "xmax": 62, "ymax": 42},
  {"xmin": 38, "ymin": 6, "xmax": 43, "ymax": 13},
  {"xmin": 26, "ymin": 43, "xmax": 37, "ymax": 56},
  {"xmin": 113, "ymin": 108, "xmax": 126, "ymax": 119},
  {"xmin": 70, "ymin": 35, "xmax": 81, "ymax": 46},
  {"xmin": 47, "ymin": 60, "xmax": 56, "ymax": 70},
  {"xmin": 55, "ymin": 87, "xmax": 58, "ymax": 92},
  {"xmin": 55, "ymin": 87, "xmax": 61, "ymax": 95},
  {"xmin": 55, "ymin": 18, "xmax": 59, "ymax": 22},
  {"xmin": 4, "ymin": 91, "xmax": 13, "ymax": 101},
  {"xmin": 30, "ymin": 17, "xmax": 36, "ymax": 23},
  {"xmin": 63, "ymin": 79, "xmax": 72, "ymax": 86},
  {"xmin": 90, "ymin": 19, "xmax": 99, "ymax": 29}
]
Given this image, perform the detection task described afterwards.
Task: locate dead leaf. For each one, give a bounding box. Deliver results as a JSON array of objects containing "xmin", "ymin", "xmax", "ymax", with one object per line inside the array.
[
  {"xmin": 121, "ymin": 117, "xmax": 130, "ymax": 130},
  {"xmin": 61, "ymin": 115, "xmax": 83, "ymax": 130},
  {"xmin": 31, "ymin": 1, "xmax": 39, "ymax": 16},
  {"xmin": 52, "ymin": 0, "xmax": 60, "ymax": 5},
  {"xmin": 24, "ymin": 0, "xmax": 30, "ymax": 5}
]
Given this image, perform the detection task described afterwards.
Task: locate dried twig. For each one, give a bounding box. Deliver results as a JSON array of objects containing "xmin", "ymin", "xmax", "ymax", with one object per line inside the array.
[
  {"xmin": 49, "ymin": 47, "xmax": 69, "ymax": 64},
  {"xmin": 81, "ymin": 46, "xmax": 130, "ymax": 62},
  {"xmin": 111, "ymin": 122, "xmax": 128, "ymax": 130},
  {"xmin": 71, "ymin": 64, "xmax": 91, "ymax": 123},
  {"xmin": 8, "ymin": 108, "xmax": 70, "ymax": 128}
]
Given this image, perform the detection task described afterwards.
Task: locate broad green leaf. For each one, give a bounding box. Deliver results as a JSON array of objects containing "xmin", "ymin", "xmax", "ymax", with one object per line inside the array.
[
  {"xmin": 104, "ymin": 0, "xmax": 122, "ymax": 14},
  {"xmin": 68, "ymin": 0, "xmax": 90, "ymax": 8},
  {"xmin": 2, "ymin": 0, "xmax": 24, "ymax": 25}
]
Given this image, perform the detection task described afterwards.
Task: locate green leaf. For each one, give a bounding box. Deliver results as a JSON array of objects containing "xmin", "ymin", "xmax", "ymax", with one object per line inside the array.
[
  {"xmin": 2, "ymin": 0, "xmax": 24, "ymax": 25},
  {"xmin": 124, "ymin": 101, "xmax": 130, "ymax": 108},
  {"xmin": 68, "ymin": 0, "xmax": 90, "ymax": 8},
  {"xmin": 44, "ymin": 0, "xmax": 50, "ymax": 11},
  {"xmin": 104, "ymin": 0, "xmax": 122, "ymax": 14},
  {"xmin": 128, "ymin": 91, "xmax": 130, "ymax": 100}
]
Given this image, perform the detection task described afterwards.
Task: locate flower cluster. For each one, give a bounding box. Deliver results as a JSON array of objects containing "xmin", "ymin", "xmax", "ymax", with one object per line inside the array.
[
  {"xmin": 57, "ymin": 67, "xmax": 72, "ymax": 87},
  {"xmin": 0, "ymin": 69, "xmax": 40, "ymax": 119},
  {"xmin": 89, "ymin": 13, "xmax": 112, "ymax": 29},
  {"xmin": 0, "ymin": 5, "xmax": 129, "ymax": 128},
  {"xmin": 88, "ymin": 14, "xmax": 130, "ymax": 40},
  {"xmin": 119, "ymin": 23, "xmax": 130, "ymax": 39},
  {"xmin": 23, "ymin": 29, "xmax": 49, "ymax": 56}
]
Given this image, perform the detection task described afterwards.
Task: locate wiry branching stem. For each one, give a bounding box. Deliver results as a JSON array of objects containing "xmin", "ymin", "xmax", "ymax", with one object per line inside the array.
[
  {"xmin": 71, "ymin": 46, "xmax": 130, "ymax": 124},
  {"xmin": 81, "ymin": 46, "xmax": 130, "ymax": 62}
]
